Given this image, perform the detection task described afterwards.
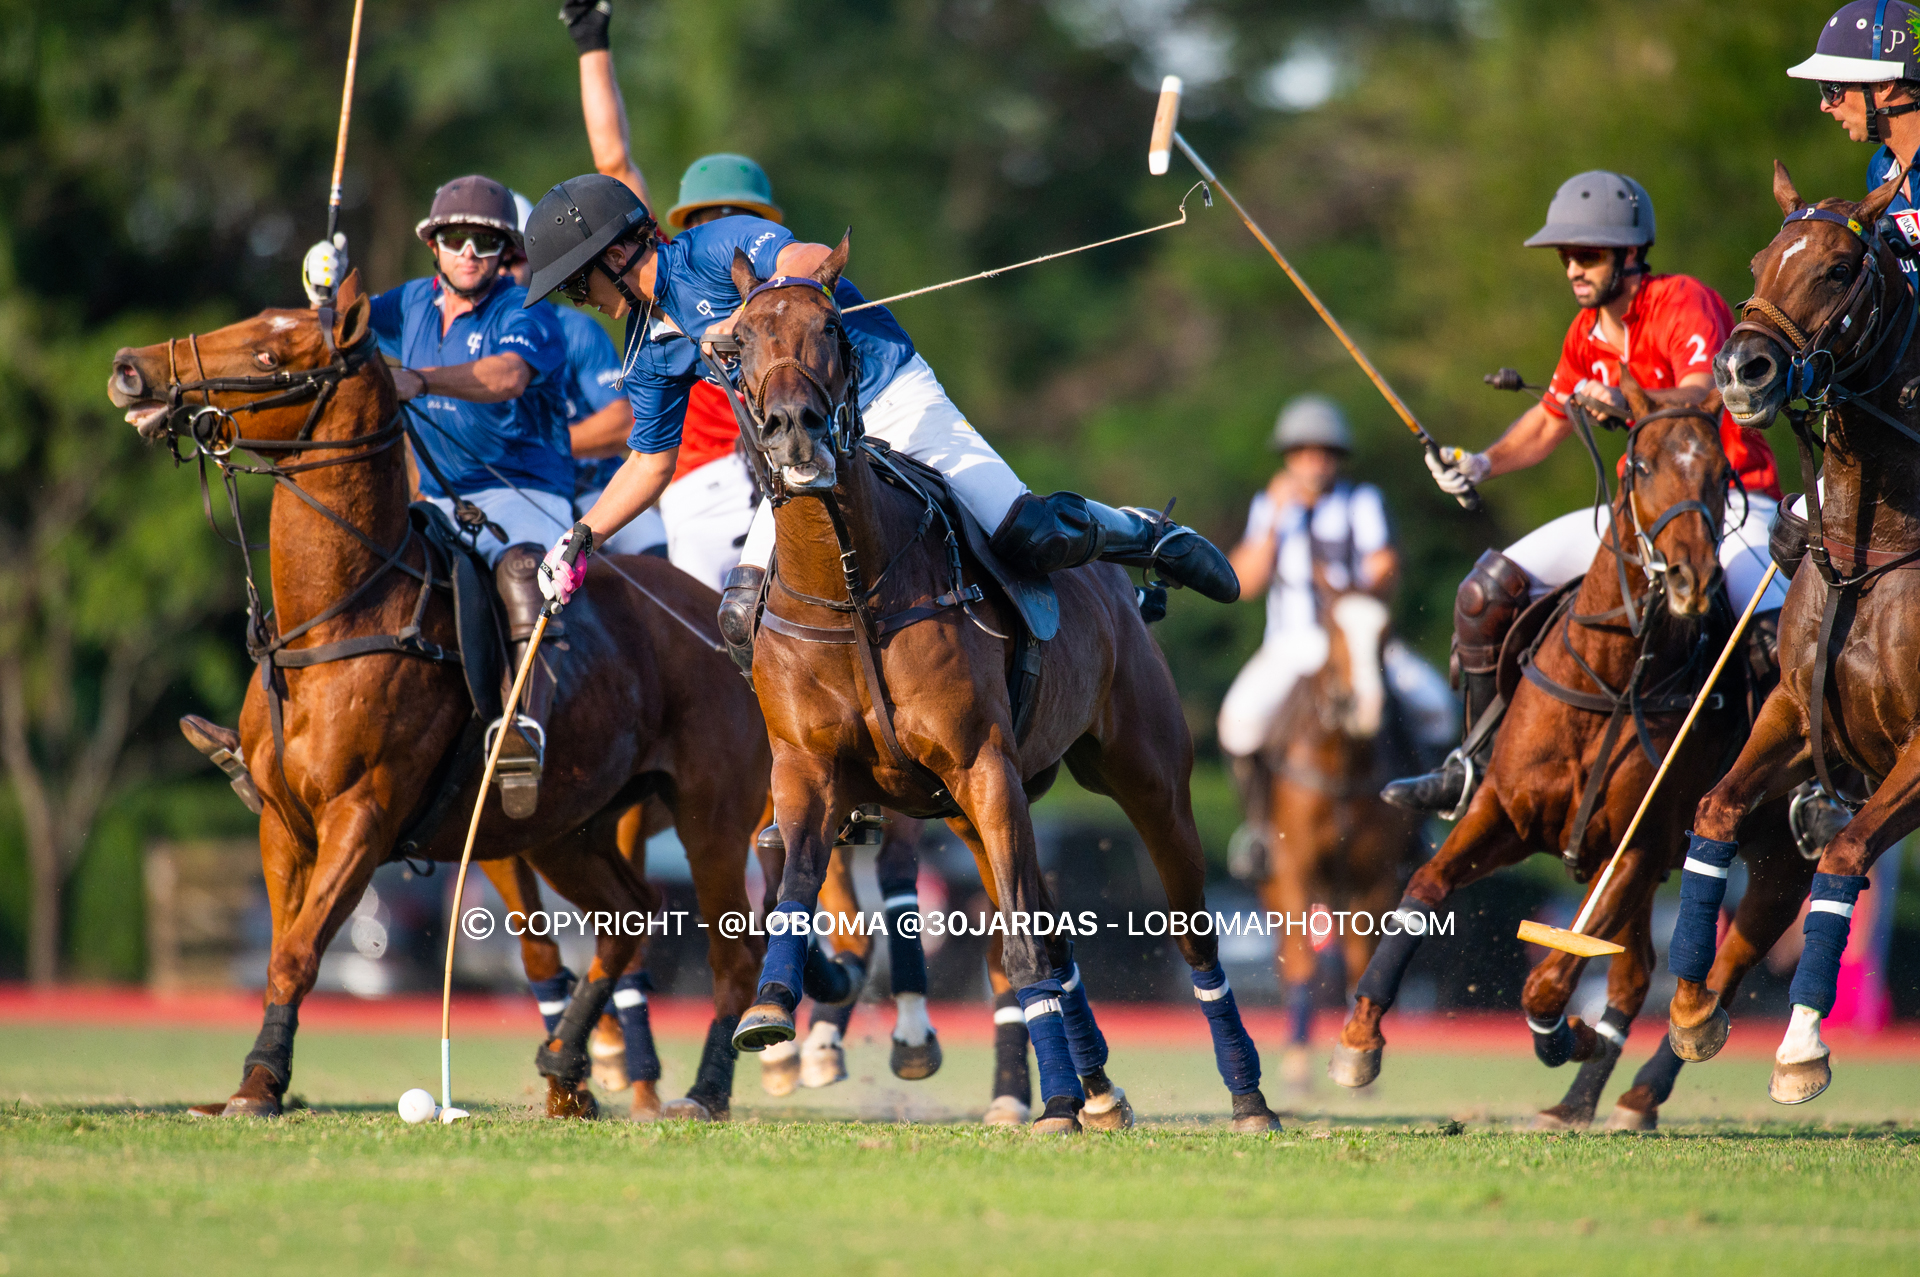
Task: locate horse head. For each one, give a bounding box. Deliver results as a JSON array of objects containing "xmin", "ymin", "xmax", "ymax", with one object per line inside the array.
[
  {"xmin": 727, "ymin": 235, "xmax": 856, "ymax": 497},
  {"xmin": 107, "ymin": 271, "xmax": 378, "ymax": 449},
  {"xmin": 1320, "ymin": 589, "xmax": 1391, "ymax": 740},
  {"xmin": 1617, "ymin": 373, "xmax": 1731, "ymax": 621},
  {"xmin": 1715, "ymin": 160, "xmax": 1908, "ymax": 425}
]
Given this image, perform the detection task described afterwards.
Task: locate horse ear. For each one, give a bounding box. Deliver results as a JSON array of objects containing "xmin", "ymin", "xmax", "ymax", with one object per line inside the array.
[
  {"xmin": 731, "ymin": 249, "xmax": 763, "ymax": 301},
  {"xmin": 335, "ymin": 288, "xmax": 371, "ymax": 350},
  {"xmin": 812, "ymin": 231, "xmax": 851, "ymax": 292},
  {"xmin": 334, "ymin": 267, "xmax": 364, "ymax": 309},
  {"xmin": 1620, "ymin": 368, "xmax": 1654, "ymax": 419},
  {"xmin": 1862, "ymin": 160, "xmax": 1907, "ymax": 223},
  {"xmin": 1773, "ymin": 160, "xmax": 1805, "ymax": 216}
]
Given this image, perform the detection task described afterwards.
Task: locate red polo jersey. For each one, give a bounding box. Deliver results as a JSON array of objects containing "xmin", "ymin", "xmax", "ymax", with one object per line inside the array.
[
  {"xmin": 673, "ymin": 380, "xmax": 743, "ymax": 483},
  {"xmin": 1543, "ymin": 273, "xmax": 1781, "ymax": 499}
]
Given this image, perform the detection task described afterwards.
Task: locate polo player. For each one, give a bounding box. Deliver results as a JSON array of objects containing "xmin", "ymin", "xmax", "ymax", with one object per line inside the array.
[
  {"xmin": 1219, "ymin": 394, "xmax": 1452, "ymax": 863},
  {"xmin": 1388, "ymin": 172, "xmax": 1786, "ymax": 815}
]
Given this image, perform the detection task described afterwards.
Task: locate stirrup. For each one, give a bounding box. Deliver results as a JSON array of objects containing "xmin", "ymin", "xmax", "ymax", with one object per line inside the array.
[
  {"xmin": 486, "ymin": 713, "xmax": 546, "ymax": 818},
  {"xmin": 1440, "ymin": 748, "xmax": 1476, "ymax": 822}
]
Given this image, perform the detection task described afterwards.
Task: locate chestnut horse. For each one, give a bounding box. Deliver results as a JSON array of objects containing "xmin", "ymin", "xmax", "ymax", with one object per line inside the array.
[
  {"xmin": 718, "ymin": 238, "xmax": 1278, "ymax": 1133},
  {"xmin": 1679, "ymin": 162, "xmax": 1920, "ymax": 1104},
  {"xmin": 106, "ymin": 273, "xmax": 769, "ymax": 1119},
  {"xmin": 1331, "ymin": 392, "xmax": 1805, "ymax": 1130},
  {"xmin": 1254, "ymin": 586, "xmax": 1423, "ymax": 1088}
]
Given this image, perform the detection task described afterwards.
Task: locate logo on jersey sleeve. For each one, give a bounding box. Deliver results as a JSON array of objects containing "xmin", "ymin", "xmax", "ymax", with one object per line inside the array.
[{"xmin": 497, "ymin": 332, "xmax": 535, "ymax": 352}]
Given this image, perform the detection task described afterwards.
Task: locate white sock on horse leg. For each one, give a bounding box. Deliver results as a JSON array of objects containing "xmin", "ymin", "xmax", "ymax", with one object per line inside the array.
[
  {"xmin": 893, "ymin": 992, "xmax": 931, "ymax": 1046},
  {"xmin": 1777, "ymin": 1004, "xmax": 1829, "ymax": 1064},
  {"xmin": 760, "ymin": 1037, "xmax": 799, "ymax": 1063},
  {"xmin": 804, "ymin": 1019, "xmax": 842, "ymax": 1051}
]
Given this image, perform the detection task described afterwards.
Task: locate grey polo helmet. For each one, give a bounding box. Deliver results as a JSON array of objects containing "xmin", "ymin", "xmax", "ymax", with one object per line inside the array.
[
  {"xmin": 1271, "ymin": 394, "xmax": 1353, "ymax": 453},
  {"xmin": 1523, "ymin": 171, "xmax": 1655, "ymax": 249},
  {"xmin": 522, "ymin": 174, "xmax": 658, "ymax": 307}
]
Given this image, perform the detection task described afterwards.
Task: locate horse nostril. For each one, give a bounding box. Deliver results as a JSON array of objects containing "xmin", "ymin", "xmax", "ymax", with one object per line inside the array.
[{"xmin": 1738, "ymin": 355, "xmax": 1774, "ymax": 384}]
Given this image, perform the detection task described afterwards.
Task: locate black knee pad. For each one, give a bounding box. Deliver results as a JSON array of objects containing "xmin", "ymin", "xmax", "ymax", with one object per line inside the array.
[
  {"xmin": 989, "ymin": 492, "xmax": 1101, "ymax": 575},
  {"xmin": 1770, "ymin": 497, "xmax": 1808, "ymax": 580}
]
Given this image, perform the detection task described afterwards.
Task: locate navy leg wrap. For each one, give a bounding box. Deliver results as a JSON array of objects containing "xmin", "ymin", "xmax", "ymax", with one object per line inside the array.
[
  {"xmin": 529, "ymin": 968, "xmax": 577, "ymax": 1038},
  {"xmin": 880, "ymin": 873, "xmax": 929, "ymax": 996},
  {"xmin": 1352, "ymin": 895, "xmax": 1430, "ymax": 1010},
  {"xmin": 809, "ymin": 958, "xmax": 863, "ymax": 1032},
  {"xmin": 688, "ymin": 1013, "xmax": 740, "ymax": 1111},
  {"xmin": 242, "ymin": 1002, "xmax": 298, "ymax": 1090},
  {"xmin": 1016, "ymin": 980, "xmax": 1083, "ymax": 1103},
  {"xmin": 612, "ymin": 971, "xmax": 660, "ymax": 1084},
  {"xmin": 992, "ymin": 988, "xmax": 1032, "ymax": 1105},
  {"xmin": 802, "ymin": 940, "xmax": 853, "ymax": 1005},
  {"xmin": 1285, "ymin": 981, "xmax": 1314, "ymax": 1046},
  {"xmin": 758, "ymin": 901, "xmax": 810, "ymax": 1008},
  {"xmin": 1787, "ymin": 872, "xmax": 1870, "ymax": 1016},
  {"xmin": 1631, "ymin": 1037, "xmax": 1685, "ymax": 1106},
  {"xmin": 1669, "ymin": 831, "xmax": 1739, "ymax": 983},
  {"xmin": 1193, "ymin": 964, "xmax": 1262, "ymax": 1095},
  {"xmin": 1051, "ymin": 951, "xmax": 1109, "ymax": 1076}
]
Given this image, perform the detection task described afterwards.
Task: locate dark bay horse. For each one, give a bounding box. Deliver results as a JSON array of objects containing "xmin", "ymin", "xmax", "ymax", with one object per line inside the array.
[
  {"xmin": 1331, "ymin": 389, "xmax": 1805, "ymax": 1129},
  {"xmin": 106, "ymin": 273, "xmax": 769, "ymax": 1119},
  {"xmin": 718, "ymin": 239, "xmax": 1278, "ymax": 1133},
  {"xmin": 1253, "ymin": 586, "xmax": 1421, "ymax": 1088},
  {"xmin": 1679, "ymin": 162, "xmax": 1920, "ymax": 1104}
]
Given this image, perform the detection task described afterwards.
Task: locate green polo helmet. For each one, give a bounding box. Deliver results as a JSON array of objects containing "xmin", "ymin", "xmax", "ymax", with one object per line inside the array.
[{"xmin": 665, "ymin": 154, "xmax": 783, "ymax": 230}]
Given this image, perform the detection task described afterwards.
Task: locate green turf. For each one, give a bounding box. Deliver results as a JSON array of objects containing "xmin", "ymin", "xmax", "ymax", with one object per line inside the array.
[{"xmin": 3, "ymin": 1026, "xmax": 1918, "ymax": 1275}]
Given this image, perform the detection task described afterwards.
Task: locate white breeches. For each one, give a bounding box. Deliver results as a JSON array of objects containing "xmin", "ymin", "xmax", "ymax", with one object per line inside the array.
[
  {"xmin": 1502, "ymin": 493, "xmax": 1786, "ymax": 612},
  {"xmin": 656, "ymin": 452, "xmax": 759, "ymax": 591},
  {"xmin": 738, "ymin": 354, "xmax": 1029, "ymax": 571},
  {"xmin": 427, "ymin": 488, "xmax": 575, "ymax": 568},
  {"xmin": 577, "ymin": 489, "xmax": 667, "ymax": 558},
  {"xmin": 1216, "ymin": 629, "xmax": 1331, "ymax": 757}
]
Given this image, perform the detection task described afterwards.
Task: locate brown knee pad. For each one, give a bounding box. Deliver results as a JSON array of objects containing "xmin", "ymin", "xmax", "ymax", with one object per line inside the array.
[
  {"xmin": 496, "ymin": 543, "xmax": 546, "ymax": 642},
  {"xmin": 1453, "ymin": 550, "xmax": 1531, "ymax": 676}
]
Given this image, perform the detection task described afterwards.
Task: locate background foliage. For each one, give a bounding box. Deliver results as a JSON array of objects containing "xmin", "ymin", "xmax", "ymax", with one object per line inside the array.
[{"xmin": 0, "ymin": 0, "xmax": 1873, "ymax": 976}]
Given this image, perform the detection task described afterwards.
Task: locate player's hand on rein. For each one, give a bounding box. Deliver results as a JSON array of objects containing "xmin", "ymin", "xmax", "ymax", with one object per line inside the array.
[{"xmin": 539, "ymin": 523, "xmax": 594, "ymax": 610}]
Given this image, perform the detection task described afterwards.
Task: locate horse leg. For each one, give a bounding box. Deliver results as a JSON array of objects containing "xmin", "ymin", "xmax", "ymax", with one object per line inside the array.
[
  {"xmin": 1069, "ymin": 734, "xmax": 1276, "ymax": 1133},
  {"xmin": 1769, "ymin": 742, "xmax": 1920, "ymax": 1104},
  {"xmin": 982, "ymin": 933, "xmax": 1033, "ymax": 1125},
  {"xmin": 733, "ymin": 753, "xmax": 843, "ymax": 1052},
  {"xmin": 1520, "ymin": 838, "xmax": 1661, "ymax": 1070},
  {"xmin": 1334, "ymin": 785, "xmax": 1527, "ymax": 1087},
  {"xmin": 1671, "ymin": 689, "xmax": 1807, "ymax": 1056},
  {"xmin": 874, "ymin": 815, "xmax": 941, "ymax": 1080},
  {"xmin": 1261, "ymin": 779, "xmax": 1321, "ymax": 1097},
  {"xmin": 1536, "ymin": 902, "xmax": 1651, "ymax": 1130},
  {"xmin": 780, "ymin": 844, "xmax": 867, "ymax": 1094}
]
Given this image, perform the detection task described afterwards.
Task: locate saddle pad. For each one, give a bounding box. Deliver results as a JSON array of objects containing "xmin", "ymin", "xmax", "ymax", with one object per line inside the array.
[{"xmin": 410, "ymin": 501, "xmax": 505, "ymax": 721}]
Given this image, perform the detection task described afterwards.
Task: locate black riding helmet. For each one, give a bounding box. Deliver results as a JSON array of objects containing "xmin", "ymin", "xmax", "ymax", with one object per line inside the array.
[{"xmin": 523, "ymin": 174, "xmax": 658, "ymax": 307}]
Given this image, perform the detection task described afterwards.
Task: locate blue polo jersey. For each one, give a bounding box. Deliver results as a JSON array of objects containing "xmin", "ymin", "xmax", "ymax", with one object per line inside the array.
[
  {"xmin": 1869, "ymin": 144, "xmax": 1920, "ymax": 293},
  {"xmin": 617, "ymin": 216, "xmax": 915, "ymax": 455},
  {"xmin": 541, "ymin": 302, "xmax": 628, "ymax": 494},
  {"xmin": 369, "ymin": 276, "xmax": 572, "ymax": 499}
]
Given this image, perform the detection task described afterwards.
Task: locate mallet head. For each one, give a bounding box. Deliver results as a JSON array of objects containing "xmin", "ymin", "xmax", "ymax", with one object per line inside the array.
[{"xmin": 1148, "ymin": 75, "xmax": 1182, "ymax": 175}]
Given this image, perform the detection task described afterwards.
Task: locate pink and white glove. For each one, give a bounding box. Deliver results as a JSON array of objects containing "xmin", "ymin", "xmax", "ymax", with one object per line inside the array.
[{"xmin": 538, "ymin": 523, "xmax": 594, "ymax": 610}]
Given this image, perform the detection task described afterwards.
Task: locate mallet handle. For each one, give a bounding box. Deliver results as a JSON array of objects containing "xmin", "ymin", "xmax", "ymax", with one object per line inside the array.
[
  {"xmin": 325, "ymin": 0, "xmax": 368, "ymax": 243},
  {"xmin": 1171, "ymin": 133, "xmax": 1481, "ymax": 513},
  {"xmin": 1567, "ymin": 561, "xmax": 1781, "ymax": 937},
  {"xmin": 1148, "ymin": 75, "xmax": 1181, "ymax": 176}
]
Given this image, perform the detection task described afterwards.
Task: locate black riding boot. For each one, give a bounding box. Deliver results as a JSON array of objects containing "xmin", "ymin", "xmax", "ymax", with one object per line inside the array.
[
  {"xmin": 716, "ymin": 564, "xmax": 765, "ymax": 677},
  {"xmin": 494, "ymin": 544, "xmax": 559, "ymax": 820},
  {"xmin": 1381, "ymin": 550, "xmax": 1530, "ymax": 816},
  {"xmin": 989, "ymin": 491, "xmax": 1239, "ymax": 603}
]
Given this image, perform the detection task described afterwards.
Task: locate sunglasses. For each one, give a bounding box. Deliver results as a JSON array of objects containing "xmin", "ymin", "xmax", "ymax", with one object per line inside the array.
[
  {"xmin": 433, "ymin": 229, "xmax": 509, "ymax": 258},
  {"xmin": 1820, "ymin": 82, "xmax": 1858, "ymax": 106},
  {"xmin": 1557, "ymin": 247, "xmax": 1614, "ymax": 269},
  {"xmin": 558, "ymin": 269, "xmax": 595, "ymax": 305}
]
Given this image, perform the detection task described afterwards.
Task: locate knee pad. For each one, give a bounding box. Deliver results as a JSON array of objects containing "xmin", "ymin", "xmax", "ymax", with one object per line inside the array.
[
  {"xmin": 1746, "ymin": 608, "xmax": 1782, "ymax": 701},
  {"xmin": 1453, "ymin": 550, "xmax": 1531, "ymax": 674},
  {"xmin": 496, "ymin": 543, "xmax": 546, "ymax": 641},
  {"xmin": 989, "ymin": 492, "xmax": 1102, "ymax": 575},
  {"xmin": 1770, "ymin": 497, "xmax": 1809, "ymax": 580}
]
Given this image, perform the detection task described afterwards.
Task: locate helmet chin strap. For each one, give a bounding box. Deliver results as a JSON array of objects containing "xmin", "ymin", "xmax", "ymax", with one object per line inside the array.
[
  {"xmin": 437, "ymin": 264, "xmax": 500, "ymax": 302},
  {"xmin": 1580, "ymin": 249, "xmax": 1645, "ymax": 310}
]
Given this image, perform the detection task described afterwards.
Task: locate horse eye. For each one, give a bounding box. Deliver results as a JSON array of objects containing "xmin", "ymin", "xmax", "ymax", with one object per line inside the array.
[
  {"xmin": 1635, "ymin": 459, "xmax": 1653, "ymax": 476},
  {"xmin": 254, "ymin": 351, "xmax": 278, "ymax": 369},
  {"xmin": 1828, "ymin": 263, "xmax": 1853, "ymax": 284}
]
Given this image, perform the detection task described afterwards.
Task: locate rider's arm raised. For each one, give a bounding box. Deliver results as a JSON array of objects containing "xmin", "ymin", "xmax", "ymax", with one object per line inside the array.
[
  {"xmin": 579, "ymin": 51, "xmax": 649, "ymax": 205},
  {"xmin": 395, "ymin": 353, "xmax": 533, "ymax": 403}
]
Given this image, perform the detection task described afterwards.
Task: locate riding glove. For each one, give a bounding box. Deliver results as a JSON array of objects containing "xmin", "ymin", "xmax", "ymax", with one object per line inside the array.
[
  {"xmin": 538, "ymin": 523, "xmax": 595, "ymax": 609},
  {"xmin": 302, "ymin": 235, "xmax": 349, "ymax": 307},
  {"xmin": 1425, "ymin": 446, "xmax": 1489, "ymax": 497},
  {"xmin": 560, "ymin": 0, "xmax": 612, "ymax": 54}
]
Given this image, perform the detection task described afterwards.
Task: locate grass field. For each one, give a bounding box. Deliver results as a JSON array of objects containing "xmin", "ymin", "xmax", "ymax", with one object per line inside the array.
[{"xmin": 4, "ymin": 1025, "xmax": 1919, "ymax": 1275}]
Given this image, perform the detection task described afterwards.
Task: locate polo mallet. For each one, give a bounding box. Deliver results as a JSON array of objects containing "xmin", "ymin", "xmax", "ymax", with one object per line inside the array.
[
  {"xmin": 1148, "ymin": 76, "xmax": 1481, "ymax": 513},
  {"xmin": 1518, "ymin": 561, "xmax": 1781, "ymax": 957},
  {"xmin": 315, "ymin": 0, "xmax": 368, "ymax": 304},
  {"xmin": 433, "ymin": 536, "xmax": 588, "ymax": 1121}
]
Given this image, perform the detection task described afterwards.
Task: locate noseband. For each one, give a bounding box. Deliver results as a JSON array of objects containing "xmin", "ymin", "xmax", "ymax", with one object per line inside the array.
[{"xmin": 158, "ymin": 324, "xmax": 389, "ymax": 462}]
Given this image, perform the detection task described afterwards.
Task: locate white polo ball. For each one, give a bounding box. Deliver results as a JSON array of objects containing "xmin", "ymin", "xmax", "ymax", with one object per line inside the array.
[{"xmin": 397, "ymin": 1088, "xmax": 439, "ymax": 1125}]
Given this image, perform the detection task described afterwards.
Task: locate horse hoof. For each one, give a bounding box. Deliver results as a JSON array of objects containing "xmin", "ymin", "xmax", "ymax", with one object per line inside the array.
[
  {"xmin": 589, "ymin": 1020, "xmax": 629, "ymax": 1092},
  {"xmin": 1329, "ymin": 1042, "xmax": 1382, "ymax": 1089},
  {"xmin": 547, "ymin": 1084, "xmax": 598, "ymax": 1120},
  {"xmin": 660, "ymin": 1096, "xmax": 724, "ymax": 1122},
  {"xmin": 890, "ymin": 1031, "xmax": 942, "ymax": 1081},
  {"xmin": 1031, "ymin": 1096, "xmax": 1082, "ymax": 1135},
  {"xmin": 732, "ymin": 1003, "xmax": 796, "ymax": 1053},
  {"xmin": 1080, "ymin": 1086, "xmax": 1134, "ymax": 1131},
  {"xmin": 1230, "ymin": 1090, "xmax": 1282, "ymax": 1133},
  {"xmin": 1769, "ymin": 1054, "xmax": 1832, "ymax": 1105},
  {"xmin": 759, "ymin": 1041, "xmax": 801, "ymax": 1096},
  {"xmin": 629, "ymin": 1081, "xmax": 662, "ymax": 1122},
  {"xmin": 800, "ymin": 1041, "xmax": 847, "ymax": 1089},
  {"xmin": 1668, "ymin": 1005, "xmax": 1730, "ymax": 1062},
  {"xmin": 1531, "ymin": 1103, "xmax": 1592, "ymax": 1132},
  {"xmin": 1606, "ymin": 1103, "xmax": 1658, "ymax": 1132},
  {"xmin": 219, "ymin": 1094, "xmax": 282, "ymax": 1118},
  {"xmin": 982, "ymin": 1096, "xmax": 1031, "ymax": 1127}
]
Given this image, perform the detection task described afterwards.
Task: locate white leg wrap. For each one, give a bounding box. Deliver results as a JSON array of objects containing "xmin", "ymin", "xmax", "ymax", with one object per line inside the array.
[
  {"xmin": 760, "ymin": 1037, "xmax": 800, "ymax": 1063},
  {"xmin": 1777, "ymin": 1003, "xmax": 1830, "ymax": 1065},
  {"xmin": 893, "ymin": 991, "xmax": 932, "ymax": 1047},
  {"xmin": 804, "ymin": 1019, "xmax": 843, "ymax": 1051}
]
